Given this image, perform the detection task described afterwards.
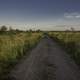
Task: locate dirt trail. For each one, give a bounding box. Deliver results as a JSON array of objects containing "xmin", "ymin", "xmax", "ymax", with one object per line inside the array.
[{"xmin": 9, "ymin": 36, "xmax": 80, "ymax": 80}]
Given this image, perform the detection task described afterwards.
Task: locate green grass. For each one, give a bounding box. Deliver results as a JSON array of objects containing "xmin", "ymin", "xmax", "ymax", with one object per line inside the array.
[
  {"xmin": 0, "ymin": 31, "xmax": 42, "ymax": 80},
  {"xmin": 49, "ymin": 31, "xmax": 80, "ymax": 65}
]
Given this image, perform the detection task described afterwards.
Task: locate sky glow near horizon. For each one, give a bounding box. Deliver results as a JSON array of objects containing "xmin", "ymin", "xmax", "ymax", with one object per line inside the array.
[{"xmin": 0, "ymin": 0, "xmax": 80, "ymax": 30}]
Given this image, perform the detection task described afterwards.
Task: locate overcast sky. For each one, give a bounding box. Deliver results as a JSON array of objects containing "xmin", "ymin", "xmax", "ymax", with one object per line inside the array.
[{"xmin": 0, "ymin": 0, "xmax": 80, "ymax": 30}]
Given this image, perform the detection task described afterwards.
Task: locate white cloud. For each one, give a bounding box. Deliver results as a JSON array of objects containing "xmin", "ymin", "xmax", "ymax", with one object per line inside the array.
[{"xmin": 64, "ymin": 12, "xmax": 80, "ymax": 19}]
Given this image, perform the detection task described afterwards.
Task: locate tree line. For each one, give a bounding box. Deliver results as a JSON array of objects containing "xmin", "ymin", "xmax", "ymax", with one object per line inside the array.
[{"xmin": 0, "ymin": 25, "xmax": 41, "ymax": 32}]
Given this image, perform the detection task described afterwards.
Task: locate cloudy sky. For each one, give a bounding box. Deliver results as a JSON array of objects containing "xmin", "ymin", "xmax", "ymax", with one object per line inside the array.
[{"xmin": 0, "ymin": 0, "xmax": 80, "ymax": 30}]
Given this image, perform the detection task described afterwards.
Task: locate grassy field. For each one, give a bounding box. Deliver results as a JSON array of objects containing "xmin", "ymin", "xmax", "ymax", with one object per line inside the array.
[
  {"xmin": 0, "ymin": 31, "xmax": 42, "ymax": 79},
  {"xmin": 0, "ymin": 30, "xmax": 80, "ymax": 79},
  {"xmin": 49, "ymin": 31, "xmax": 80, "ymax": 65}
]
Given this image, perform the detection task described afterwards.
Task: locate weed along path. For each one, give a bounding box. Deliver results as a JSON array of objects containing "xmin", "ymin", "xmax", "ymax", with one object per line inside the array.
[{"xmin": 9, "ymin": 36, "xmax": 80, "ymax": 80}]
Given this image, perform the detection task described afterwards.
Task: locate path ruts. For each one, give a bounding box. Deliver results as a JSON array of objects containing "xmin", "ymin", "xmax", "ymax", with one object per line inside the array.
[{"xmin": 8, "ymin": 36, "xmax": 80, "ymax": 80}]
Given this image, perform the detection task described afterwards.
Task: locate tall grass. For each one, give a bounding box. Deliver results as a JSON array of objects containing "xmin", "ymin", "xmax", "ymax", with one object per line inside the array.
[
  {"xmin": 49, "ymin": 31, "xmax": 80, "ymax": 65},
  {"xmin": 0, "ymin": 32, "xmax": 42, "ymax": 79}
]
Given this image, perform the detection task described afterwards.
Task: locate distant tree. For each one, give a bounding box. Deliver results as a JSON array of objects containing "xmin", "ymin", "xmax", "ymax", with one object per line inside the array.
[
  {"xmin": 71, "ymin": 27, "xmax": 75, "ymax": 31},
  {"xmin": 16, "ymin": 29, "xmax": 20, "ymax": 31},
  {"xmin": 65, "ymin": 29, "xmax": 70, "ymax": 32},
  {"xmin": 9, "ymin": 26, "xmax": 14, "ymax": 31},
  {"xmin": 0, "ymin": 25, "xmax": 7, "ymax": 31},
  {"xmin": 29, "ymin": 29, "xmax": 32, "ymax": 32},
  {"xmin": 36, "ymin": 29, "xmax": 41, "ymax": 32}
]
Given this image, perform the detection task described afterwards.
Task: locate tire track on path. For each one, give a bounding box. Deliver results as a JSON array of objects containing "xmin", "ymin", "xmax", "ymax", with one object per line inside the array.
[{"xmin": 8, "ymin": 36, "xmax": 80, "ymax": 80}]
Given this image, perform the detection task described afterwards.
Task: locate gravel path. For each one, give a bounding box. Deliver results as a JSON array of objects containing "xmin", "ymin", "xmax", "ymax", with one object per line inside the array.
[{"xmin": 9, "ymin": 36, "xmax": 80, "ymax": 80}]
